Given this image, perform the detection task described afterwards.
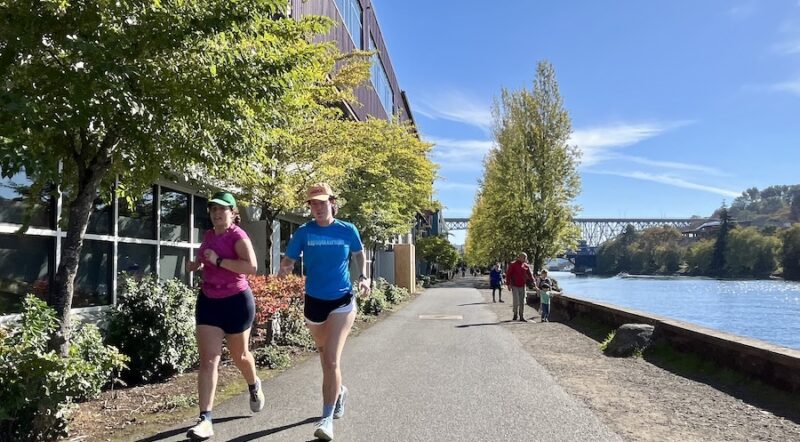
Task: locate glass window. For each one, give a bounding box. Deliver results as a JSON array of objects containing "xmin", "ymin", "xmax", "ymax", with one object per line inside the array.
[
  {"xmin": 159, "ymin": 246, "xmax": 189, "ymax": 283},
  {"xmin": 0, "ymin": 169, "xmax": 52, "ymax": 228},
  {"xmin": 118, "ymin": 188, "xmax": 155, "ymax": 239},
  {"xmin": 61, "ymin": 189, "xmax": 113, "ymax": 235},
  {"xmin": 73, "ymin": 240, "xmax": 112, "ymax": 308},
  {"xmin": 0, "ymin": 234, "xmax": 52, "ymax": 314},
  {"xmin": 193, "ymin": 196, "xmax": 212, "ymax": 243},
  {"xmin": 160, "ymin": 188, "xmax": 190, "ymax": 242},
  {"xmin": 118, "ymin": 243, "xmax": 155, "ymax": 279},
  {"xmin": 335, "ymin": 0, "xmax": 362, "ymax": 48},
  {"xmin": 369, "ymin": 36, "xmax": 394, "ymax": 117}
]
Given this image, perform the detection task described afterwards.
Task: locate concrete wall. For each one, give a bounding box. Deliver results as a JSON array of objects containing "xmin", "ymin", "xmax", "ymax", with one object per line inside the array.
[{"xmin": 536, "ymin": 294, "xmax": 800, "ymax": 394}]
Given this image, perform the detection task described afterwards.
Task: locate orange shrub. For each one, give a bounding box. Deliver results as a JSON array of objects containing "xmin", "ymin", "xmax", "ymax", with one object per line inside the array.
[{"xmin": 248, "ymin": 274, "xmax": 305, "ymax": 325}]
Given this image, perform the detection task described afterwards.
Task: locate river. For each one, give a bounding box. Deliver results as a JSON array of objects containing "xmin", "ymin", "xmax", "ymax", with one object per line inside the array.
[{"xmin": 550, "ymin": 271, "xmax": 800, "ymax": 350}]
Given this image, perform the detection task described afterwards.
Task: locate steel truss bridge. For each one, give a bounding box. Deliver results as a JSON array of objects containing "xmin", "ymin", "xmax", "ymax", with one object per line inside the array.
[{"xmin": 444, "ymin": 218, "xmax": 705, "ymax": 247}]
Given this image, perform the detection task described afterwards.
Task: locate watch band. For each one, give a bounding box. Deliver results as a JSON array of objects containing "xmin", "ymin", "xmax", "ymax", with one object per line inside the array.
[{"xmin": 216, "ymin": 257, "xmax": 224, "ymax": 267}]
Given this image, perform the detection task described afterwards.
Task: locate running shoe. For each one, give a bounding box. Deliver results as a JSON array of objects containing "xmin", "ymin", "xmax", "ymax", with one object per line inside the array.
[
  {"xmin": 313, "ymin": 416, "xmax": 334, "ymax": 441},
  {"xmin": 249, "ymin": 379, "xmax": 265, "ymax": 412},
  {"xmin": 333, "ymin": 385, "xmax": 348, "ymax": 419},
  {"xmin": 186, "ymin": 417, "xmax": 214, "ymax": 440}
]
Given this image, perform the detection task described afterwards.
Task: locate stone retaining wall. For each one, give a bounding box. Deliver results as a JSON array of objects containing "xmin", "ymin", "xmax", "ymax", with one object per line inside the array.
[{"xmin": 528, "ymin": 293, "xmax": 800, "ymax": 394}]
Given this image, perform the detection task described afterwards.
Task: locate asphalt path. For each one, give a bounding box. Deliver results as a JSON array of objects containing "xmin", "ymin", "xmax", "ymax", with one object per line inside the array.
[{"xmin": 142, "ymin": 282, "xmax": 620, "ymax": 441}]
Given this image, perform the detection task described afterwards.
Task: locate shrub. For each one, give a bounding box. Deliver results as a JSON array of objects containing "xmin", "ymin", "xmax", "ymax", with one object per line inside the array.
[
  {"xmin": 248, "ymin": 274, "xmax": 305, "ymax": 326},
  {"xmin": 252, "ymin": 345, "xmax": 292, "ymax": 369},
  {"xmin": 274, "ymin": 303, "xmax": 315, "ymax": 350},
  {"xmin": 0, "ymin": 295, "xmax": 127, "ymax": 441},
  {"xmin": 384, "ymin": 285, "xmax": 409, "ymax": 305},
  {"xmin": 106, "ymin": 275, "xmax": 197, "ymax": 384},
  {"xmin": 358, "ymin": 289, "xmax": 386, "ymax": 316}
]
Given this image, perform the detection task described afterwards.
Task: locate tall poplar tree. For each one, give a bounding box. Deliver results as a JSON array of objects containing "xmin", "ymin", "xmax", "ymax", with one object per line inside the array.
[{"xmin": 466, "ymin": 61, "xmax": 580, "ymax": 272}]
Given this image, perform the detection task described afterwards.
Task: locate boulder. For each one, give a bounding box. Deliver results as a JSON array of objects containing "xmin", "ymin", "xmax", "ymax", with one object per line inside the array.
[{"xmin": 605, "ymin": 323, "xmax": 655, "ymax": 357}]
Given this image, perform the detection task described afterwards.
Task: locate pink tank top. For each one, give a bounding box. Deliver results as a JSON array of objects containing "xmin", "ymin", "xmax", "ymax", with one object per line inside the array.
[{"xmin": 197, "ymin": 224, "xmax": 251, "ymax": 298}]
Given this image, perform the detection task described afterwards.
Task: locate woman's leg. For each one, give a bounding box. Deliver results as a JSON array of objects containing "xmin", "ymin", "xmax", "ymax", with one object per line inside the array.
[
  {"xmin": 307, "ymin": 309, "xmax": 356, "ymax": 407},
  {"xmin": 196, "ymin": 325, "xmax": 225, "ymax": 412},
  {"xmin": 226, "ymin": 327, "xmax": 257, "ymax": 385}
]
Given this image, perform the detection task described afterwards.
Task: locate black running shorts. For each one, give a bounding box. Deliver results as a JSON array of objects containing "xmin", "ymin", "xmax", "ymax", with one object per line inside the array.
[
  {"xmin": 303, "ymin": 292, "xmax": 354, "ymax": 324},
  {"xmin": 195, "ymin": 288, "xmax": 255, "ymax": 334}
]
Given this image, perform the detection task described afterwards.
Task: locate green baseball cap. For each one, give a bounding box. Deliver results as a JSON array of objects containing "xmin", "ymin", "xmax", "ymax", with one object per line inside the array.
[{"xmin": 208, "ymin": 191, "xmax": 237, "ymax": 210}]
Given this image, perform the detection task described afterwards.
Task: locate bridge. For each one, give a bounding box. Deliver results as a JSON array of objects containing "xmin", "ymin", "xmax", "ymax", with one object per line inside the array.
[{"xmin": 444, "ymin": 217, "xmax": 706, "ymax": 247}]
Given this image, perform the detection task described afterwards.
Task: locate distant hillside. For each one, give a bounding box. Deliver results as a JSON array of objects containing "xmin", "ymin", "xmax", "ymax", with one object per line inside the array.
[{"xmin": 713, "ymin": 184, "xmax": 800, "ymax": 228}]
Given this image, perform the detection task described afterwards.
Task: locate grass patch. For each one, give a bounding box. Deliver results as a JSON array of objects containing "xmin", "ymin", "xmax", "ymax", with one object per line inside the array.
[{"xmin": 599, "ymin": 330, "xmax": 616, "ymax": 352}]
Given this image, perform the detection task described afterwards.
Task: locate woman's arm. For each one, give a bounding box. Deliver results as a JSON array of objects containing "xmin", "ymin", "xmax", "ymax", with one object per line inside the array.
[
  {"xmin": 202, "ymin": 237, "xmax": 258, "ymax": 275},
  {"xmin": 278, "ymin": 256, "xmax": 296, "ymax": 277},
  {"xmin": 351, "ymin": 250, "xmax": 371, "ymax": 296}
]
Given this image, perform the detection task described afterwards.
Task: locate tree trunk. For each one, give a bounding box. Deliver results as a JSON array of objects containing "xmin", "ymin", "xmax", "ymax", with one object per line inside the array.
[
  {"xmin": 49, "ymin": 134, "xmax": 115, "ymax": 356},
  {"xmin": 370, "ymin": 242, "xmax": 378, "ymax": 285}
]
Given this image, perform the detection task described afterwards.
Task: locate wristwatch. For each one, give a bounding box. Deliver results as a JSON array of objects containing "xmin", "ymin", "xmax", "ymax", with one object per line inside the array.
[
  {"xmin": 216, "ymin": 257, "xmax": 224, "ymax": 267},
  {"xmin": 358, "ymin": 274, "xmax": 367, "ymax": 281}
]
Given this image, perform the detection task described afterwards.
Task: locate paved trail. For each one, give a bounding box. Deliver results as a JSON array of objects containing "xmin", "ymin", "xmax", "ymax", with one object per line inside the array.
[{"xmin": 142, "ymin": 283, "xmax": 620, "ymax": 441}]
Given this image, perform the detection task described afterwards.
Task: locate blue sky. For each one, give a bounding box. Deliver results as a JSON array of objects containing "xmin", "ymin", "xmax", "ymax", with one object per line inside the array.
[{"xmin": 370, "ymin": 0, "xmax": 800, "ymax": 244}]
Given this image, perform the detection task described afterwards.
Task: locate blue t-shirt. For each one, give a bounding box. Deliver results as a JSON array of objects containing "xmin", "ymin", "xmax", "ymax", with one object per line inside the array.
[{"xmin": 285, "ymin": 219, "xmax": 364, "ymax": 300}]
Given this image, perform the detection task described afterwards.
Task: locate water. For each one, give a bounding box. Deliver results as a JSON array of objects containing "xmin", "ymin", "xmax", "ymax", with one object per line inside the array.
[{"xmin": 551, "ymin": 271, "xmax": 800, "ymax": 350}]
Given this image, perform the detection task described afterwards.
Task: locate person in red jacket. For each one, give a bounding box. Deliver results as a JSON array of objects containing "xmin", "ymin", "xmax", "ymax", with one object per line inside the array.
[{"xmin": 506, "ymin": 253, "xmax": 534, "ymax": 321}]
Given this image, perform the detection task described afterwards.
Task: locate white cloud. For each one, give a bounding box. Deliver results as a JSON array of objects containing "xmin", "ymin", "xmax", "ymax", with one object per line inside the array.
[
  {"xmin": 569, "ymin": 121, "xmax": 692, "ymax": 167},
  {"xmin": 435, "ymin": 181, "xmax": 478, "ymax": 191},
  {"xmin": 588, "ymin": 170, "xmax": 740, "ymax": 198},
  {"xmin": 426, "ymin": 135, "xmax": 494, "ymax": 170},
  {"xmin": 415, "ymin": 91, "xmax": 492, "ymax": 131},
  {"xmin": 772, "ymin": 39, "xmax": 800, "ymax": 55},
  {"xmin": 771, "ymin": 78, "xmax": 800, "ymax": 95},
  {"xmin": 608, "ymin": 154, "xmax": 727, "ymax": 176}
]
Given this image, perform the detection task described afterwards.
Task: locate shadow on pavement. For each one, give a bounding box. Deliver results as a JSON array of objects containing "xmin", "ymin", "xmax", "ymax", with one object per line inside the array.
[
  {"xmin": 134, "ymin": 415, "xmax": 249, "ymax": 442},
  {"xmin": 457, "ymin": 302, "xmax": 489, "ymax": 306},
  {"xmin": 226, "ymin": 417, "xmax": 318, "ymax": 441}
]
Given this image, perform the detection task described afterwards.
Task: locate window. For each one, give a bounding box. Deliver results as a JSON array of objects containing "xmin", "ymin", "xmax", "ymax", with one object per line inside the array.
[
  {"xmin": 160, "ymin": 188, "xmax": 190, "ymax": 242},
  {"xmin": 193, "ymin": 195, "xmax": 213, "ymax": 244},
  {"xmin": 159, "ymin": 246, "xmax": 189, "ymax": 283},
  {"xmin": 118, "ymin": 243, "xmax": 155, "ymax": 278},
  {"xmin": 369, "ymin": 35, "xmax": 394, "ymax": 117},
  {"xmin": 335, "ymin": 0, "xmax": 363, "ymax": 48},
  {"xmin": 74, "ymin": 240, "xmax": 112, "ymax": 308},
  {"xmin": 0, "ymin": 234, "xmax": 52, "ymax": 314},
  {"xmin": 0, "ymin": 169, "xmax": 52, "ymax": 228},
  {"xmin": 118, "ymin": 188, "xmax": 155, "ymax": 239}
]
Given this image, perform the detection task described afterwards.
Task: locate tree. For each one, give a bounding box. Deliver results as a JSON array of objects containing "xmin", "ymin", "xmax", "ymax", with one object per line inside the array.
[
  {"xmin": 685, "ymin": 239, "xmax": 714, "ymax": 275},
  {"xmin": 781, "ymin": 224, "xmax": 800, "ymax": 280},
  {"xmin": 710, "ymin": 205, "xmax": 733, "ymax": 277},
  {"xmin": 465, "ymin": 61, "xmax": 580, "ymax": 272},
  {"xmin": 725, "ymin": 227, "xmax": 780, "ymax": 277},
  {"xmin": 416, "ymin": 235, "xmax": 459, "ymax": 275},
  {"xmin": 0, "ymin": 0, "xmax": 338, "ymax": 354}
]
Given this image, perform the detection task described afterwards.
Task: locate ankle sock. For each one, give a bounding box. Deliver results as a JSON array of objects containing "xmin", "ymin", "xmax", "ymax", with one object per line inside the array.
[
  {"xmin": 322, "ymin": 403, "xmax": 335, "ymax": 418},
  {"xmin": 199, "ymin": 411, "xmax": 213, "ymax": 422}
]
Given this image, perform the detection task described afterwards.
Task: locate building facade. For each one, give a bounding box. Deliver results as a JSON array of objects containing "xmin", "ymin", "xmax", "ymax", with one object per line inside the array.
[{"xmin": 0, "ymin": 0, "xmax": 414, "ymax": 319}]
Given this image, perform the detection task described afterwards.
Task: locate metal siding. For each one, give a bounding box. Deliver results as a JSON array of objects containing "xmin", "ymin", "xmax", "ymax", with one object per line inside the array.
[{"xmin": 291, "ymin": 0, "xmax": 412, "ymax": 123}]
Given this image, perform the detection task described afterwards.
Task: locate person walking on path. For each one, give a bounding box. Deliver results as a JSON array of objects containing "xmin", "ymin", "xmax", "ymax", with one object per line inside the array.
[
  {"xmin": 185, "ymin": 191, "xmax": 264, "ymax": 440},
  {"xmin": 278, "ymin": 183, "xmax": 371, "ymax": 441},
  {"xmin": 489, "ymin": 263, "xmax": 505, "ymax": 303},
  {"xmin": 506, "ymin": 253, "xmax": 534, "ymax": 321}
]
